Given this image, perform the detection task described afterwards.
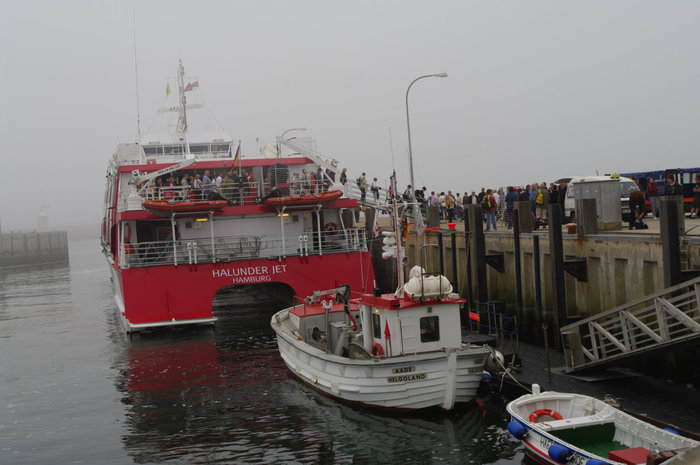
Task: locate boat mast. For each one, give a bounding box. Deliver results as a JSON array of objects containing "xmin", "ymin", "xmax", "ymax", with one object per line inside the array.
[
  {"xmin": 175, "ymin": 59, "xmax": 191, "ymax": 157},
  {"xmin": 391, "ymin": 171, "xmax": 405, "ymax": 298}
]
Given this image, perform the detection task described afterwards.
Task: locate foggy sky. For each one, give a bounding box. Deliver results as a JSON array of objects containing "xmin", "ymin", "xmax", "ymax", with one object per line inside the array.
[{"xmin": 1, "ymin": 0, "xmax": 699, "ymax": 231}]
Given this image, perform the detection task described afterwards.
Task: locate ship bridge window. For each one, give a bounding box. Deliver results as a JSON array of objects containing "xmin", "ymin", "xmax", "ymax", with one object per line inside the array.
[
  {"xmin": 143, "ymin": 146, "xmax": 159, "ymax": 155},
  {"xmin": 420, "ymin": 316, "xmax": 440, "ymax": 343},
  {"xmin": 190, "ymin": 144, "xmax": 209, "ymax": 154}
]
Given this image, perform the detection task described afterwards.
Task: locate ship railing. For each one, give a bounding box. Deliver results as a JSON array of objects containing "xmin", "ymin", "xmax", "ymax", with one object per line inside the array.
[
  {"xmin": 119, "ymin": 181, "xmax": 291, "ymax": 209},
  {"xmin": 120, "ymin": 228, "xmax": 368, "ymax": 268},
  {"xmin": 120, "ymin": 178, "xmax": 382, "ymax": 212}
]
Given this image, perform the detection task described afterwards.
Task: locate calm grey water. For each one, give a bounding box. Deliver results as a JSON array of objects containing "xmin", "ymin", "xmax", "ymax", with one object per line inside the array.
[{"xmin": 1, "ymin": 239, "xmax": 528, "ymax": 464}]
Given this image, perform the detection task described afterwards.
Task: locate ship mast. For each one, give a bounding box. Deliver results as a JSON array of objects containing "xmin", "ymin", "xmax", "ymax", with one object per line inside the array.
[{"xmin": 175, "ymin": 59, "xmax": 191, "ymax": 157}]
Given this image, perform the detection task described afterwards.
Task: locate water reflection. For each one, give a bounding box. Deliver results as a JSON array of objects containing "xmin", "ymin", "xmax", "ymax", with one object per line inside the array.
[
  {"xmin": 115, "ymin": 304, "xmax": 523, "ymax": 464},
  {"xmin": 0, "ymin": 261, "xmax": 72, "ymax": 326}
]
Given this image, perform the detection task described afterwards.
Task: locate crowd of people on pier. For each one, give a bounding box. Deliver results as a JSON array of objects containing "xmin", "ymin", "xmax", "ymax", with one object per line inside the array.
[
  {"xmin": 350, "ymin": 172, "xmax": 700, "ymax": 232},
  {"xmin": 391, "ymin": 183, "xmax": 568, "ymax": 231}
]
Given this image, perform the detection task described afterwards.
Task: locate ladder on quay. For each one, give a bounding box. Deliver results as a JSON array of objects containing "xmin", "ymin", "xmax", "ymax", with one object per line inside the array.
[{"xmin": 560, "ymin": 276, "xmax": 700, "ymax": 373}]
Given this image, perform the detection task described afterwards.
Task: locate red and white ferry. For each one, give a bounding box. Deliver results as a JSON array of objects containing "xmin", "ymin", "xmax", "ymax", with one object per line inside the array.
[{"xmin": 101, "ymin": 62, "xmax": 375, "ymax": 332}]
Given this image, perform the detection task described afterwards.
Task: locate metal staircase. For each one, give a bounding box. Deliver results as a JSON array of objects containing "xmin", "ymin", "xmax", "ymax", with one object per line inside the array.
[{"xmin": 561, "ymin": 276, "xmax": 700, "ymax": 373}]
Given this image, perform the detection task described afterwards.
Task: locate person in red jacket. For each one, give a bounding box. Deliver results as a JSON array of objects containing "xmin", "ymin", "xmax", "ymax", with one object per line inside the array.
[{"xmin": 647, "ymin": 177, "xmax": 659, "ymax": 218}]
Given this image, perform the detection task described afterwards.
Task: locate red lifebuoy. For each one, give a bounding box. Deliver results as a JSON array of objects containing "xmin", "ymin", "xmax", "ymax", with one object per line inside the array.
[
  {"xmin": 324, "ymin": 222, "xmax": 339, "ymax": 236},
  {"xmin": 529, "ymin": 409, "xmax": 563, "ymax": 423},
  {"xmin": 124, "ymin": 243, "xmax": 135, "ymax": 255},
  {"xmin": 371, "ymin": 343, "xmax": 384, "ymax": 357}
]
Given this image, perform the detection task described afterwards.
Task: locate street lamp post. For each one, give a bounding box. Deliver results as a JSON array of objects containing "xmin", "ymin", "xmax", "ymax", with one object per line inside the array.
[
  {"xmin": 405, "ymin": 73, "xmax": 448, "ymax": 204},
  {"xmin": 277, "ymin": 127, "xmax": 307, "ymax": 156}
]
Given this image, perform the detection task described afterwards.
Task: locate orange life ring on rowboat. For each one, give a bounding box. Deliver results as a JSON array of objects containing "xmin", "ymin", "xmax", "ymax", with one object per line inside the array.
[
  {"xmin": 324, "ymin": 222, "xmax": 339, "ymax": 236},
  {"xmin": 371, "ymin": 343, "xmax": 384, "ymax": 357},
  {"xmin": 529, "ymin": 409, "xmax": 563, "ymax": 423}
]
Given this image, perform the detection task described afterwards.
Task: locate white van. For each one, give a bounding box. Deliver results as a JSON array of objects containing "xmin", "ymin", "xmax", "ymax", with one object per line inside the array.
[{"xmin": 555, "ymin": 175, "xmax": 639, "ymax": 222}]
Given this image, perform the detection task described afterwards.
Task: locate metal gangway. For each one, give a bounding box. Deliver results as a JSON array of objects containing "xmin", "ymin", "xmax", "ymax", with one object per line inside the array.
[
  {"xmin": 277, "ymin": 137, "xmax": 391, "ymax": 211},
  {"xmin": 560, "ymin": 276, "xmax": 700, "ymax": 373}
]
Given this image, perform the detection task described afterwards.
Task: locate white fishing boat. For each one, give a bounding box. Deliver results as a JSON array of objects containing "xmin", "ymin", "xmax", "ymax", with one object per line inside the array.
[
  {"xmin": 506, "ymin": 384, "xmax": 699, "ymax": 465},
  {"xmin": 271, "ymin": 173, "xmax": 494, "ymax": 411}
]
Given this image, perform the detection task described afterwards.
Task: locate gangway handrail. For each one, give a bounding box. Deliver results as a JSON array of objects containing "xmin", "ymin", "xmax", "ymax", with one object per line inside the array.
[
  {"xmin": 561, "ymin": 275, "xmax": 700, "ymax": 373},
  {"xmin": 561, "ymin": 275, "xmax": 700, "ymax": 331}
]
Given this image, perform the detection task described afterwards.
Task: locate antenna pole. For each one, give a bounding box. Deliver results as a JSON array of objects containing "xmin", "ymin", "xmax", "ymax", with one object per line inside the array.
[
  {"xmin": 388, "ymin": 126, "xmax": 396, "ymax": 173},
  {"xmin": 132, "ymin": 2, "xmax": 142, "ymax": 158}
]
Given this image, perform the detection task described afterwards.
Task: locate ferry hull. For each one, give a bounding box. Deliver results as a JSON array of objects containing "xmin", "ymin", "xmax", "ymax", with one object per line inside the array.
[{"xmin": 111, "ymin": 252, "xmax": 375, "ymax": 331}]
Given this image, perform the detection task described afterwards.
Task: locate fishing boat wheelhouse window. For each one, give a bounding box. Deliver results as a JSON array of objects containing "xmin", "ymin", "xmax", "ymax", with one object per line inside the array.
[
  {"xmin": 420, "ymin": 316, "xmax": 440, "ymax": 343},
  {"xmin": 372, "ymin": 313, "xmax": 381, "ymax": 339}
]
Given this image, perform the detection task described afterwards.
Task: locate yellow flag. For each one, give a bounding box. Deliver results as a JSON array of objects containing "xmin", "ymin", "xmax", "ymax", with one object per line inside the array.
[{"xmin": 166, "ymin": 83, "xmax": 171, "ymax": 97}]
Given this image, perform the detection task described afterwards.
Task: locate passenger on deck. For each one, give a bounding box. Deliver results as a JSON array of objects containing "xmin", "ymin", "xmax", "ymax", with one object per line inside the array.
[
  {"xmin": 371, "ymin": 177, "xmax": 380, "ymax": 201},
  {"xmin": 202, "ymin": 170, "xmax": 213, "ymax": 198},
  {"xmin": 300, "ymin": 169, "xmax": 310, "ymax": 195},
  {"xmin": 291, "ymin": 172, "xmax": 301, "ymax": 195},
  {"xmin": 221, "ymin": 172, "xmax": 235, "ymax": 199},
  {"xmin": 192, "ymin": 174, "xmax": 202, "ymax": 200},
  {"xmin": 180, "ymin": 173, "xmax": 191, "ymax": 200},
  {"xmin": 155, "ymin": 177, "xmax": 164, "ymax": 199},
  {"xmin": 357, "ymin": 173, "xmax": 368, "ymax": 202}
]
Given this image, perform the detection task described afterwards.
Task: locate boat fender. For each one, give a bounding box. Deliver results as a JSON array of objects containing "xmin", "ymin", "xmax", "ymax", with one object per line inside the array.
[
  {"xmin": 547, "ymin": 444, "xmax": 573, "ymax": 463},
  {"xmin": 324, "ymin": 222, "xmax": 339, "ymax": 236},
  {"xmin": 371, "ymin": 343, "xmax": 383, "ymax": 357},
  {"xmin": 507, "ymin": 421, "xmax": 527, "ymax": 440},
  {"xmin": 663, "ymin": 427, "xmax": 680, "ymax": 435},
  {"xmin": 585, "ymin": 459, "xmax": 611, "ymax": 465},
  {"xmin": 529, "ymin": 409, "xmax": 563, "ymax": 422}
]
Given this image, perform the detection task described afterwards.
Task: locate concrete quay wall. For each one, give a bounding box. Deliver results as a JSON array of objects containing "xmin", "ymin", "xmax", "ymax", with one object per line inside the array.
[
  {"xmin": 0, "ymin": 231, "xmax": 69, "ymax": 266},
  {"xmin": 404, "ymin": 230, "xmax": 700, "ymax": 322}
]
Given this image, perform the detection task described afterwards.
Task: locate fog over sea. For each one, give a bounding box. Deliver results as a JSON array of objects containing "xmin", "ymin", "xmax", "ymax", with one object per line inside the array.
[{"xmin": 1, "ymin": 238, "xmax": 528, "ymax": 464}]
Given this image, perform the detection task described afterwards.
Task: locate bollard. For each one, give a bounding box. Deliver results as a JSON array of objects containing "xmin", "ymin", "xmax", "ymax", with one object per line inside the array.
[
  {"xmin": 437, "ymin": 231, "xmax": 444, "ymax": 276},
  {"xmin": 576, "ymin": 198, "xmax": 598, "ymax": 235},
  {"xmin": 513, "ymin": 209, "xmax": 523, "ymax": 320},
  {"xmin": 464, "ymin": 208, "xmax": 473, "ymax": 305},
  {"xmin": 660, "ymin": 197, "xmax": 682, "ymax": 288},
  {"xmin": 467, "ymin": 204, "xmax": 488, "ymax": 303},
  {"xmin": 451, "ymin": 231, "xmax": 458, "ymax": 292},
  {"xmin": 515, "ymin": 201, "xmax": 532, "ymax": 233},
  {"xmin": 548, "ymin": 204, "xmax": 565, "ymax": 351},
  {"xmin": 427, "ymin": 205, "xmax": 440, "ymax": 228},
  {"xmin": 533, "ymin": 235, "xmax": 543, "ymax": 333}
]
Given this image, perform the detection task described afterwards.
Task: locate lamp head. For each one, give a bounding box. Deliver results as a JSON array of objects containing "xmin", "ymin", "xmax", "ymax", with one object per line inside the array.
[{"xmin": 434, "ymin": 73, "xmax": 448, "ymax": 78}]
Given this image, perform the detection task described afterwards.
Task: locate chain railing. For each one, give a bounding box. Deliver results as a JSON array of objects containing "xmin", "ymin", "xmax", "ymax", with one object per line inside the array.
[{"xmin": 120, "ymin": 228, "xmax": 368, "ymax": 268}]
